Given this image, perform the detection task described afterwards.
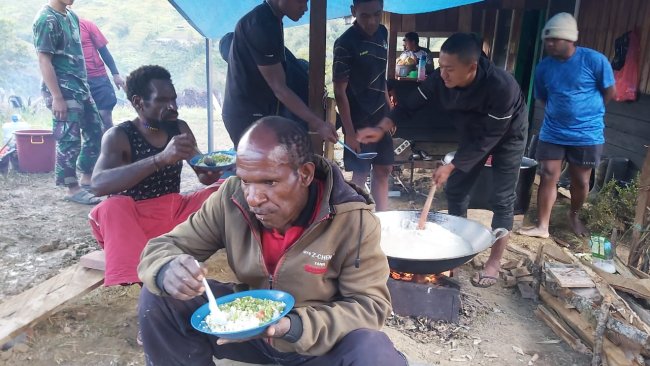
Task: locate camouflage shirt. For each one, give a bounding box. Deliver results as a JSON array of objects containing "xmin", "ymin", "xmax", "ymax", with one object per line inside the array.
[{"xmin": 33, "ymin": 5, "xmax": 90, "ymax": 101}]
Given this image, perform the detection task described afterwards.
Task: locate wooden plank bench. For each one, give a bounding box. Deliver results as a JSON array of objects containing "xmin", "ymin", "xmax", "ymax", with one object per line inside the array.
[{"xmin": 0, "ymin": 252, "xmax": 105, "ymax": 345}]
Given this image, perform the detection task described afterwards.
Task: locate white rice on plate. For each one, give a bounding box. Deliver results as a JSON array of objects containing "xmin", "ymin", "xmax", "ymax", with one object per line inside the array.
[{"xmin": 205, "ymin": 296, "xmax": 286, "ymax": 333}]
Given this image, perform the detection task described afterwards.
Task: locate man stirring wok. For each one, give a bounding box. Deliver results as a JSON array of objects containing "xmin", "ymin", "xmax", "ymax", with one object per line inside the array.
[{"xmin": 358, "ymin": 33, "xmax": 528, "ymax": 288}]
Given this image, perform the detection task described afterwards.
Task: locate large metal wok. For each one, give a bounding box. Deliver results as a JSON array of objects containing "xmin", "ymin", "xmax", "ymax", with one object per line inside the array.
[{"xmin": 375, "ymin": 211, "xmax": 508, "ymax": 274}]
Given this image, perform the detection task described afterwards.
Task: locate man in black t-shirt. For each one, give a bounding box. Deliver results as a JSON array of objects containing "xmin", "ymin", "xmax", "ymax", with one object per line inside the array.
[
  {"xmin": 333, "ymin": 0, "xmax": 392, "ymax": 211},
  {"xmin": 222, "ymin": 0, "xmax": 337, "ymax": 147},
  {"xmin": 358, "ymin": 33, "xmax": 529, "ymax": 289}
]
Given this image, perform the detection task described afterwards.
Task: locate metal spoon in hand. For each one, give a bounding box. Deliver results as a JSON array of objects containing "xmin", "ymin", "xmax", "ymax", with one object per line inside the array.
[{"xmin": 337, "ymin": 140, "xmax": 377, "ymax": 160}]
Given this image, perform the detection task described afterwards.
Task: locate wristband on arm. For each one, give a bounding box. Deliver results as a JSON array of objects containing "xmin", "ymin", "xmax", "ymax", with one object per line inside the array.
[{"xmin": 280, "ymin": 312, "xmax": 303, "ymax": 343}]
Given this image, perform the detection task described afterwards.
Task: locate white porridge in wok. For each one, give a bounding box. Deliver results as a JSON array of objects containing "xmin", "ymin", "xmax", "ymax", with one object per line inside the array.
[{"xmin": 380, "ymin": 220, "xmax": 472, "ymax": 259}]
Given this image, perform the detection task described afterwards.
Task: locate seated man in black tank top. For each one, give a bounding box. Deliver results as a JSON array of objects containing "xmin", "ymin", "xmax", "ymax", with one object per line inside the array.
[{"xmin": 87, "ymin": 65, "xmax": 224, "ymax": 287}]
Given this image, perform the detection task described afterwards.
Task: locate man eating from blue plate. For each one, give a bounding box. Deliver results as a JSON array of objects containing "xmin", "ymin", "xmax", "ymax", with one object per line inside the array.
[
  {"xmin": 89, "ymin": 65, "xmax": 224, "ymax": 288},
  {"xmin": 137, "ymin": 116, "xmax": 407, "ymax": 365}
]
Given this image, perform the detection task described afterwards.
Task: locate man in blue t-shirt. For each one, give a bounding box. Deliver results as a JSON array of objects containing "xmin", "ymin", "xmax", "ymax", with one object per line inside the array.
[{"xmin": 518, "ymin": 13, "xmax": 615, "ymax": 239}]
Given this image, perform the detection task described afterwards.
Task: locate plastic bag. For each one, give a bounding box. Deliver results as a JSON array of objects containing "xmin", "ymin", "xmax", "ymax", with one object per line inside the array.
[{"xmin": 614, "ymin": 30, "xmax": 640, "ymax": 102}]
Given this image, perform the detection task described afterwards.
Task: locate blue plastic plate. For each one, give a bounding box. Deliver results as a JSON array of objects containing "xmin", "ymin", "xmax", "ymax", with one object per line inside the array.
[
  {"xmin": 190, "ymin": 289, "xmax": 295, "ymax": 340},
  {"xmin": 189, "ymin": 150, "xmax": 236, "ymax": 172}
]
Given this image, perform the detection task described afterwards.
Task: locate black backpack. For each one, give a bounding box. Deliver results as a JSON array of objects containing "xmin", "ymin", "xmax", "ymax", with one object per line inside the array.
[{"xmin": 611, "ymin": 31, "xmax": 630, "ymax": 71}]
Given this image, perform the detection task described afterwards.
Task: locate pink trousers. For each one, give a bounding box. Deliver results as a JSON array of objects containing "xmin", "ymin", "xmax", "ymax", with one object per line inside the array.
[{"xmin": 89, "ymin": 184, "xmax": 220, "ymax": 286}]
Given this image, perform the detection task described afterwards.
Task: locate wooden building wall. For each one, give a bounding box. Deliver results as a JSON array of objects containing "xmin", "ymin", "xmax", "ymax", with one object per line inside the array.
[
  {"xmin": 602, "ymin": 95, "xmax": 650, "ymax": 169},
  {"xmin": 383, "ymin": 6, "xmax": 476, "ymax": 79},
  {"xmin": 524, "ymin": 0, "xmax": 650, "ymax": 170},
  {"xmin": 383, "ymin": 0, "xmax": 545, "ymax": 78},
  {"xmin": 382, "ymin": 0, "xmax": 649, "ymax": 169},
  {"xmin": 532, "ymin": 97, "xmax": 649, "ymax": 170},
  {"xmin": 570, "ymin": 0, "xmax": 649, "ymax": 169},
  {"xmin": 577, "ymin": 0, "xmax": 650, "ymax": 94}
]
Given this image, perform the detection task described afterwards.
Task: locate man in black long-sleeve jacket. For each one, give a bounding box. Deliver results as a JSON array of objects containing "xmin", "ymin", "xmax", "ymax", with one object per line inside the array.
[{"xmin": 358, "ymin": 33, "xmax": 528, "ymax": 288}]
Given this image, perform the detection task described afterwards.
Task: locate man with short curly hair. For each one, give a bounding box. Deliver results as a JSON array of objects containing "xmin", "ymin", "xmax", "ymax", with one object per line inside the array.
[
  {"xmin": 137, "ymin": 116, "xmax": 407, "ymax": 365},
  {"xmin": 88, "ymin": 65, "xmax": 223, "ymax": 287}
]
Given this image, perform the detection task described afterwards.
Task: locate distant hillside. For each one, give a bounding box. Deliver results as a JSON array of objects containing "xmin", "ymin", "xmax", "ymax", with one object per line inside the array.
[{"xmin": 1, "ymin": 0, "xmax": 351, "ymax": 104}]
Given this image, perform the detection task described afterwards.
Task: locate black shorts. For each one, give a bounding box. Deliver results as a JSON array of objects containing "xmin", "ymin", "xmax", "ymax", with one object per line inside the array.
[
  {"xmin": 88, "ymin": 75, "xmax": 117, "ymax": 110},
  {"xmin": 343, "ymin": 133, "xmax": 394, "ymax": 173},
  {"xmin": 535, "ymin": 141, "xmax": 603, "ymax": 168}
]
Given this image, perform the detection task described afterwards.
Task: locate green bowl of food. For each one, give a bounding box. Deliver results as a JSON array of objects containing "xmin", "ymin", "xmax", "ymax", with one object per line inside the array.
[{"xmin": 190, "ymin": 150, "xmax": 236, "ymax": 171}]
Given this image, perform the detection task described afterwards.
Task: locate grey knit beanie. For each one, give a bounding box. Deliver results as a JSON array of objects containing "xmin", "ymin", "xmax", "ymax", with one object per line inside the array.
[{"xmin": 542, "ymin": 12, "xmax": 579, "ymax": 42}]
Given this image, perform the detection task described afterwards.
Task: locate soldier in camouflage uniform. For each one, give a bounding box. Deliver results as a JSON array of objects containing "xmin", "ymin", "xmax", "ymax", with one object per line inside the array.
[{"xmin": 33, "ymin": 0, "xmax": 103, "ymax": 204}]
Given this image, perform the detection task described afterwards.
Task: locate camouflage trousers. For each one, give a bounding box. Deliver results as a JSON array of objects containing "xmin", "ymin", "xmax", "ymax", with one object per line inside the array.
[{"xmin": 51, "ymin": 98, "xmax": 103, "ymax": 186}]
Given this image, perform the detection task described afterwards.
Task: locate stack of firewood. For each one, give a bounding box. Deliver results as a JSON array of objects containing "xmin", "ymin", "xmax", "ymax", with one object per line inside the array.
[{"xmin": 506, "ymin": 242, "xmax": 650, "ymax": 366}]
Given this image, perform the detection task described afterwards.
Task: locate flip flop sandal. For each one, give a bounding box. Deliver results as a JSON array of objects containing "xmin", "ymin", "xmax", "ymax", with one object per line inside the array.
[
  {"xmin": 470, "ymin": 272, "xmax": 498, "ymax": 288},
  {"xmin": 79, "ymin": 183, "xmax": 100, "ymax": 196},
  {"xmin": 64, "ymin": 189, "xmax": 102, "ymax": 205}
]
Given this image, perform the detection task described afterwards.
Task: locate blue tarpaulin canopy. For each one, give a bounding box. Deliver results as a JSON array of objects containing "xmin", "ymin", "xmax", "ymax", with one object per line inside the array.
[
  {"xmin": 169, "ymin": 0, "xmax": 484, "ymax": 39},
  {"xmin": 167, "ymin": 0, "xmax": 484, "ymax": 151}
]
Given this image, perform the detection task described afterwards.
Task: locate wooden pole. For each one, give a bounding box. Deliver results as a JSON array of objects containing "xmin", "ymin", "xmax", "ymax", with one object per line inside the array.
[
  {"xmin": 629, "ymin": 147, "xmax": 650, "ymax": 267},
  {"xmin": 458, "ymin": 6, "xmax": 473, "ymax": 32},
  {"xmin": 323, "ymin": 98, "xmax": 336, "ymax": 161},
  {"xmin": 308, "ymin": 0, "xmax": 327, "ymax": 155},
  {"xmin": 385, "ymin": 11, "xmax": 399, "ymax": 79}
]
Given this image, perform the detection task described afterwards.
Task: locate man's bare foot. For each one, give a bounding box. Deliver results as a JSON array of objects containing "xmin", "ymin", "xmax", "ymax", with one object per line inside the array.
[
  {"xmin": 516, "ymin": 226, "xmax": 550, "ymax": 239},
  {"xmin": 569, "ymin": 211, "xmax": 588, "ymax": 237}
]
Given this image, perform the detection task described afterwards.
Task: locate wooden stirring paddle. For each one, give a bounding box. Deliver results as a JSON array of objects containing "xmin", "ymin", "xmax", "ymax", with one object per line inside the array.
[{"xmin": 417, "ymin": 183, "xmax": 437, "ymax": 230}]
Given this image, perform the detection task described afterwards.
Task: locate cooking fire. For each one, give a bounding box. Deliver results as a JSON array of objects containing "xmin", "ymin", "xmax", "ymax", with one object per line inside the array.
[
  {"xmin": 386, "ymin": 269, "xmax": 461, "ymax": 323},
  {"xmin": 389, "ymin": 270, "xmax": 452, "ymax": 284}
]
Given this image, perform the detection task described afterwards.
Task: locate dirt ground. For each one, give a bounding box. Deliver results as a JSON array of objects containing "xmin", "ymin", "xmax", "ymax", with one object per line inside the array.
[{"xmin": 0, "ymin": 115, "xmax": 593, "ymax": 366}]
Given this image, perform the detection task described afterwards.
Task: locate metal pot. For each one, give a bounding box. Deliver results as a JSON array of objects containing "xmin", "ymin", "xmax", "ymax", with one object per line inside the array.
[
  {"xmin": 442, "ymin": 151, "xmax": 537, "ymax": 168},
  {"xmin": 375, "ymin": 210, "xmax": 508, "ymax": 274},
  {"xmin": 443, "ymin": 151, "xmax": 539, "ymax": 215}
]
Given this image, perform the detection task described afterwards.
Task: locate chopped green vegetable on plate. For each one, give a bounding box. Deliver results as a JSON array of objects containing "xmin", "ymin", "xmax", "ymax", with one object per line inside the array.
[
  {"xmin": 204, "ymin": 296, "xmax": 286, "ymax": 332},
  {"xmin": 196, "ymin": 152, "xmax": 235, "ymax": 167}
]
